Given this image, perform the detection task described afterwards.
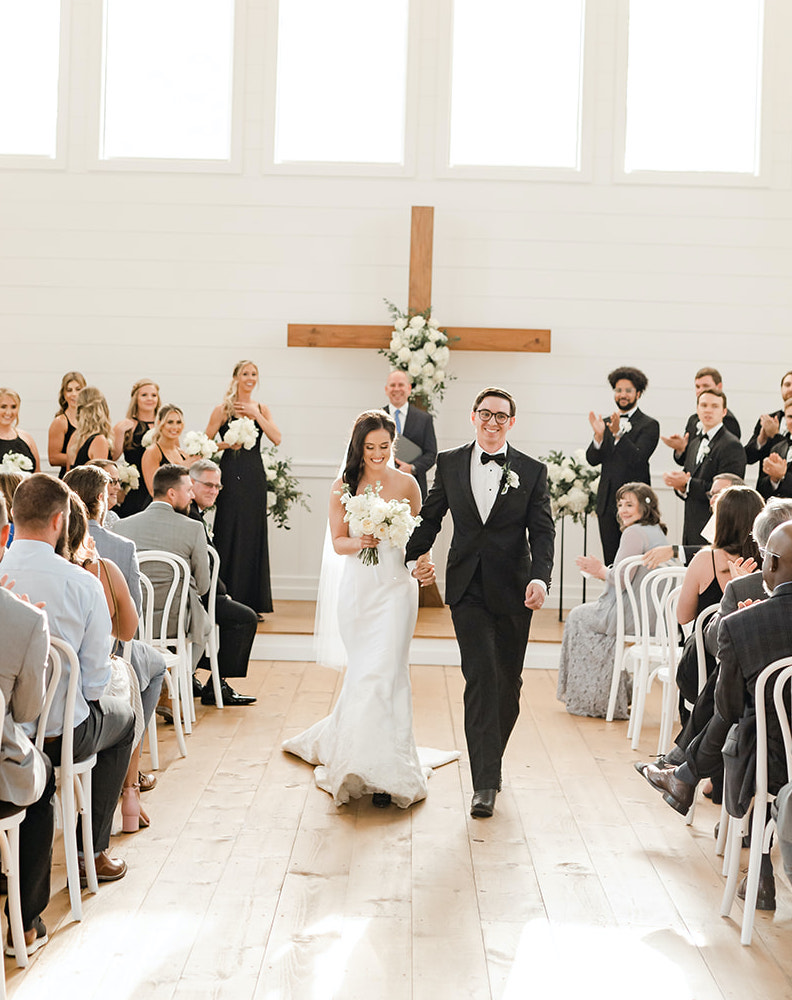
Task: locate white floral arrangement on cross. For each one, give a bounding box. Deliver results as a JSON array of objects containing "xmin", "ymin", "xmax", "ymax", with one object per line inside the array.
[
  {"xmin": 223, "ymin": 417, "xmax": 258, "ymax": 450},
  {"xmin": 183, "ymin": 431, "xmax": 220, "ymax": 463},
  {"xmin": 337, "ymin": 482, "xmax": 422, "ymax": 566},
  {"xmin": 115, "ymin": 458, "xmax": 140, "ymax": 493},
  {"xmin": 540, "ymin": 449, "xmax": 600, "ymax": 524},
  {"xmin": 261, "ymin": 446, "xmax": 311, "ymax": 530},
  {"xmin": 0, "ymin": 453, "xmax": 33, "ymax": 475},
  {"xmin": 378, "ymin": 300, "xmax": 455, "ymax": 415}
]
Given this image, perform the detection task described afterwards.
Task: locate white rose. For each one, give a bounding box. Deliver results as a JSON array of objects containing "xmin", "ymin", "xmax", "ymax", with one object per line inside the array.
[
  {"xmin": 397, "ymin": 347, "xmax": 412, "ymax": 363},
  {"xmin": 412, "ymin": 349, "xmax": 427, "ymax": 366},
  {"xmin": 408, "ymin": 359, "xmax": 422, "ymax": 376},
  {"xmin": 394, "ymin": 317, "xmax": 407, "ymax": 330},
  {"xmin": 409, "ymin": 315, "xmax": 426, "ymax": 329},
  {"xmin": 428, "ymin": 316, "xmax": 439, "ymax": 328},
  {"xmin": 266, "ymin": 467, "xmax": 277, "ymax": 481},
  {"xmin": 560, "ymin": 468, "xmax": 576, "ymax": 483},
  {"xmin": 573, "ymin": 448, "xmax": 589, "ymax": 465},
  {"xmin": 422, "ymin": 362, "xmax": 435, "ymax": 377},
  {"xmin": 423, "ymin": 341, "xmax": 437, "ymax": 358},
  {"xmin": 566, "ymin": 487, "xmax": 589, "ymax": 513},
  {"xmin": 432, "ymin": 369, "xmax": 444, "ymax": 384}
]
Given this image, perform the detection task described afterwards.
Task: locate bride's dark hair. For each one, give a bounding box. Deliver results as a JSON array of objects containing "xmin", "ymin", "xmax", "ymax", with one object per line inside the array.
[{"xmin": 343, "ymin": 410, "xmax": 396, "ymax": 496}]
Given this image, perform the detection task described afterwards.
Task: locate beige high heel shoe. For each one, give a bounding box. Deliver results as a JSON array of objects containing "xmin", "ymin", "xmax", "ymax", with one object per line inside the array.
[{"xmin": 121, "ymin": 784, "xmax": 150, "ymax": 832}]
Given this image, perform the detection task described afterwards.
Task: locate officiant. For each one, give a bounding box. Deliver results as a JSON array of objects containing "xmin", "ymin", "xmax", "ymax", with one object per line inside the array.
[{"xmin": 381, "ymin": 369, "xmax": 438, "ymax": 499}]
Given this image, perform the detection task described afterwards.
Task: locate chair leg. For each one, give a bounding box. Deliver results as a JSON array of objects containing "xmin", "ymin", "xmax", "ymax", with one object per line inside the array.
[
  {"xmin": 59, "ymin": 780, "xmax": 83, "ymax": 921},
  {"xmin": 146, "ymin": 710, "xmax": 160, "ymax": 771},
  {"xmin": 1, "ymin": 827, "xmax": 28, "ymax": 969},
  {"xmin": 657, "ymin": 672, "xmax": 677, "ymax": 757},
  {"xmin": 78, "ymin": 770, "xmax": 98, "ymax": 895},
  {"xmin": 740, "ymin": 804, "xmax": 773, "ymax": 946},
  {"xmin": 630, "ymin": 658, "xmax": 648, "ymax": 749},
  {"xmin": 720, "ymin": 812, "xmax": 748, "ymax": 917},
  {"xmin": 207, "ymin": 629, "xmax": 224, "ymax": 709},
  {"xmin": 165, "ymin": 670, "xmax": 187, "ymax": 758},
  {"xmin": 716, "ymin": 801, "xmax": 729, "ymax": 860},
  {"xmin": 606, "ymin": 644, "xmax": 625, "ymax": 723}
]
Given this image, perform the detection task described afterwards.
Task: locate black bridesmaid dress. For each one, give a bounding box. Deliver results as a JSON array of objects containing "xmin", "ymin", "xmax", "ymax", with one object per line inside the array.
[
  {"xmin": 59, "ymin": 420, "xmax": 76, "ymax": 479},
  {"xmin": 0, "ymin": 436, "xmax": 36, "ymax": 469},
  {"xmin": 118, "ymin": 420, "xmax": 153, "ymax": 517},
  {"xmin": 213, "ymin": 419, "xmax": 273, "ymax": 614}
]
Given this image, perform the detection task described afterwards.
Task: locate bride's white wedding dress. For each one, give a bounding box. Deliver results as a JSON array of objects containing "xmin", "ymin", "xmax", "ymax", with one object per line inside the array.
[{"xmin": 283, "ymin": 532, "xmax": 433, "ymax": 809}]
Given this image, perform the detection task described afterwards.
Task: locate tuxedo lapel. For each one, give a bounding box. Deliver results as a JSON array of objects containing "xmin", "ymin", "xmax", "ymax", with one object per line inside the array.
[
  {"xmin": 483, "ymin": 445, "xmax": 515, "ymax": 524},
  {"xmin": 693, "ymin": 426, "xmax": 724, "ymax": 473},
  {"xmin": 455, "ymin": 443, "xmax": 482, "ymax": 524}
]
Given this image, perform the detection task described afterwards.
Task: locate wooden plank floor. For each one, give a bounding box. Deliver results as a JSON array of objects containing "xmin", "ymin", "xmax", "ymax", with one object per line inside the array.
[{"xmin": 8, "ymin": 661, "xmax": 792, "ymax": 1000}]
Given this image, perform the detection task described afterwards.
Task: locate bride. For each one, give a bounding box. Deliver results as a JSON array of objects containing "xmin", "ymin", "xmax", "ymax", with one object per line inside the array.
[{"xmin": 282, "ymin": 410, "xmax": 430, "ymax": 809}]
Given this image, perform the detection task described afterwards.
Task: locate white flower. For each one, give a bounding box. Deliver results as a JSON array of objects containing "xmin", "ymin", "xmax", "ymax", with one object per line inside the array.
[
  {"xmin": 266, "ymin": 467, "xmax": 277, "ymax": 481},
  {"xmin": 0, "ymin": 453, "xmax": 33, "ymax": 474},
  {"xmin": 408, "ymin": 359, "xmax": 422, "ymax": 377},
  {"xmin": 572, "ymin": 448, "xmax": 589, "ymax": 465},
  {"xmin": 432, "ymin": 370, "xmax": 444, "ymax": 384},
  {"xmin": 560, "ymin": 467, "xmax": 576, "ymax": 483},
  {"xmin": 409, "ymin": 315, "xmax": 426, "ymax": 329},
  {"xmin": 422, "ymin": 362, "xmax": 435, "ymax": 378},
  {"xmin": 223, "ymin": 417, "xmax": 257, "ymax": 450},
  {"xmin": 619, "ymin": 416, "xmax": 632, "ymax": 436},
  {"xmin": 428, "ymin": 316, "xmax": 439, "ymax": 329},
  {"xmin": 183, "ymin": 431, "xmax": 219, "ymax": 459},
  {"xmin": 565, "ymin": 487, "xmax": 589, "ymax": 513},
  {"xmin": 501, "ymin": 465, "xmax": 520, "ymax": 495},
  {"xmin": 547, "ymin": 464, "xmax": 564, "ymax": 484},
  {"xmin": 412, "ymin": 349, "xmax": 427, "ymax": 367},
  {"xmin": 141, "ymin": 428, "xmax": 156, "ymax": 448},
  {"xmin": 394, "ymin": 317, "xmax": 407, "ymax": 331},
  {"xmin": 116, "ymin": 459, "xmax": 140, "ymax": 491},
  {"xmin": 423, "ymin": 341, "xmax": 437, "ymax": 358},
  {"xmin": 397, "ymin": 347, "xmax": 412, "ymax": 364}
]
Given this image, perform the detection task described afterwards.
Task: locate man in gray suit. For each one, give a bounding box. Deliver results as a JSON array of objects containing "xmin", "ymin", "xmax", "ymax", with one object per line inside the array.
[
  {"xmin": 0, "ymin": 495, "xmax": 53, "ymax": 956},
  {"xmin": 116, "ymin": 465, "xmax": 211, "ymax": 673}
]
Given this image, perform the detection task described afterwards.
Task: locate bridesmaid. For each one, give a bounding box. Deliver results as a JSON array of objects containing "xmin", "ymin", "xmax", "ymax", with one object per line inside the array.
[
  {"xmin": 48, "ymin": 370, "xmax": 86, "ymax": 478},
  {"xmin": 140, "ymin": 404, "xmax": 196, "ymax": 496},
  {"xmin": 206, "ymin": 360, "xmax": 281, "ymax": 617},
  {"xmin": 66, "ymin": 387, "xmax": 113, "ymax": 468},
  {"xmin": 114, "ymin": 378, "xmax": 160, "ymax": 517},
  {"xmin": 0, "ymin": 388, "xmax": 40, "ymax": 471}
]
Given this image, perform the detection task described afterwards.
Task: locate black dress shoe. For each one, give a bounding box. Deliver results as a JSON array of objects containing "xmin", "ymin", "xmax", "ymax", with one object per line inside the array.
[
  {"xmin": 372, "ymin": 793, "xmax": 391, "ymax": 808},
  {"xmin": 192, "ymin": 674, "xmax": 203, "ymax": 697},
  {"xmin": 738, "ymin": 872, "xmax": 776, "ymax": 911},
  {"xmin": 470, "ymin": 788, "xmax": 497, "ymax": 818},
  {"xmin": 637, "ymin": 763, "xmax": 696, "ymax": 814},
  {"xmin": 201, "ymin": 681, "xmax": 256, "ymax": 706}
]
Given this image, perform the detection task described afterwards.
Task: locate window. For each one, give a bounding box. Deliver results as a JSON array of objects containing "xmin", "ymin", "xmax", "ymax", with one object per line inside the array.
[
  {"xmin": 625, "ymin": 0, "xmax": 763, "ymax": 174},
  {"xmin": 274, "ymin": 0, "xmax": 409, "ymax": 164},
  {"xmin": 449, "ymin": 0, "xmax": 585, "ymax": 169},
  {"xmin": 101, "ymin": 0, "xmax": 235, "ymax": 160},
  {"xmin": 0, "ymin": 0, "xmax": 61, "ymax": 157}
]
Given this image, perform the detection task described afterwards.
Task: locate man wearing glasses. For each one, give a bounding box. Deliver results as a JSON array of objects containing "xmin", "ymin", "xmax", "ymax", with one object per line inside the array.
[
  {"xmin": 187, "ymin": 460, "xmax": 258, "ymax": 706},
  {"xmin": 406, "ymin": 387, "xmax": 555, "ymax": 818}
]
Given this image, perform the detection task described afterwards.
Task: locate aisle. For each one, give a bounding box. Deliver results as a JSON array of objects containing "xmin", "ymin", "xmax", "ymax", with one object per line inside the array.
[{"xmin": 7, "ymin": 662, "xmax": 792, "ymax": 1000}]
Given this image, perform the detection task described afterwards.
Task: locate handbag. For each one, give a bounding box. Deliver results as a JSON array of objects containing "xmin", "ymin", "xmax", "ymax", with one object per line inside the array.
[{"xmin": 100, "ymin": 558, "xmax": 145, "ymax": 747}]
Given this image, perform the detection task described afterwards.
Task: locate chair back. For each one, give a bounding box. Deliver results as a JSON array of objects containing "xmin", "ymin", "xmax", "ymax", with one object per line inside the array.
[
  {"xmin": 137, "ymin": 572, "xmax": 156, "ymax": 644},
  {"xmin": 773, "ymin": 663, "xmax": 792, "ymax": 784},
  {"xmin": 34, "ymin": 641, "xmax": 63, "ymax": 750},
  {"xmin": 206, "ymin": 546, "xmax": 220, "ymax": 630},
  {"xmin": 641, "ymin": 566, "xmax": 687, "ymax": 653},
  {"xmin": 36, "ymin": 637, "xmax": 81, "ymax": 769},
  {"xmin": 614, "ymin": 555, "xmax": 645, "ymax": 645},
  {"xmin": 664, "ymin": 584, "xmax": 684, "ymax": 682},
  {"xmin": 137, "ymin": 550, "xmax": 191, "ymax": 649},
  {"xmin": 694, "ymin": 603, "xmax": 721, "ymax": 696}
]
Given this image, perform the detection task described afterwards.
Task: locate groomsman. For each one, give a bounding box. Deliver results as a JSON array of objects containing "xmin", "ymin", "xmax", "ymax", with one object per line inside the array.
[
  {"xmin": 663, "ymin": 389, "xmax": 746, "ymax": 544},
  {"xmin": 662, "ymin": 366, "xmax": 741, "ymax": 464},
  {"xmin": 381, "ymin": 370, "xmax": 438, "ymax": 499},
  {"xmin": 586, "ymin": 366, "xmax": 659, "ymax": 565},
  {"xmin": 758, "ymin": 398, "xmax": 792, "ymax": 500},
  {"xmin": 406, "ymin": 387, "xmax": 555, "ymax": 819},
  {"xmin": 745, "ymin": 370, "xmax": 792, "ymax": 491}
]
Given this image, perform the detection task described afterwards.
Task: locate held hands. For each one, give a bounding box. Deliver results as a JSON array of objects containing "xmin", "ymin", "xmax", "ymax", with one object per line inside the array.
[
  {"xmin": 394, "ymin": 459, "xmax": 414, "ymax": 474},
  {"xmin": 588, "ymin": 411, "xmax": 606, "ymax": 443},
  {"xmin": 524, "ymin": 582, "xmax": 546, "ymax": 610},
  {"xmin": 763, "ymin": 452, "xmax": 787, "ymax": 483},
  {"xmin": 728, "ymin": 555, "xmax": 757, "ymax": 580},
  {"xmin": 576, "ymin": 554, "xmax": 606, "ymax": 580},
  {"xmin": 661, "ymin": 431, "xmax": 689, "ymax": 454},
  {"xmin": 663, "ymin": 470, "xmax": 690, "ymax": 490},
  {"xmin": 643, "ymin": 545, "xmax": 675, "ymax": 569},
  {"xmin": 411, "ymin": 552, "xmax": 436, "ymax": 587}
]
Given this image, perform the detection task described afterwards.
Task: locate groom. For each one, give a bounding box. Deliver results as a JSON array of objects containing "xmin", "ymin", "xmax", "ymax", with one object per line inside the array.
[{"xmin": 406, "ymin": 387, "xmax": 555, "ymax": 818}]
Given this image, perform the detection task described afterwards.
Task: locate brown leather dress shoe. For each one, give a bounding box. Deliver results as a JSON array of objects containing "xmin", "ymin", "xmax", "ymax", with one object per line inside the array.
[
  {"xmin": 638, "ymin": 763, "xmax": 696, "ymax": 814},
  {"xmin": 470, "ymin": 789, "xmax": 497, "ymax": 818},
  {"xmin": 738, "ymin": 873, "xmax": 776, "ymax": 911},
  {"xmin": 138, "ymin": 771, "xmax": 157, "ymax": 792},
  {"xmin": 79, "ymin": 850, "xmax": 127, "ymax": 886}
]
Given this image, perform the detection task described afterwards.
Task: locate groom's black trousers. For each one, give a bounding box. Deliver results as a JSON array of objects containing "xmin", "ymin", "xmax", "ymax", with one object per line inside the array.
[{"xmin": 450, "ymin": 570, "xmax": 532, "ymax": 790}]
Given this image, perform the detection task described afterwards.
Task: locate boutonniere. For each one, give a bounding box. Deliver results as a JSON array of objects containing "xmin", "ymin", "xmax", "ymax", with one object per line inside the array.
[
  {"xmin": 699, "ymin": 438, "xmax": 711, "ymax": 458},
  {"xmin": 618, "ymin": 416, "xmax": 632, "ymax": 436},
  {"xmin": 500, "ymin": 462, "xmax": 520, "ymax": 495}
]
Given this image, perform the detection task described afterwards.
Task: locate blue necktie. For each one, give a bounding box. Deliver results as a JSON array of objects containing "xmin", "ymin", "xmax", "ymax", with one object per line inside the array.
[{"xmin": 394, "ymin": 409, "xmax": 402, "ymax": 434}]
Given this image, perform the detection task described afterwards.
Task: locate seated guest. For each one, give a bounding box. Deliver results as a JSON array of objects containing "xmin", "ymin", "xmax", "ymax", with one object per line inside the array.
[
  {"xmin": 557, "ymin": 483, "xmax": 668, "ymax": 720},
  {"xmin": 87, "ymin": 458, "xmax": 123, "ymax": 529},
  {"xmin": 3, "ymin": 475, "xmax": 134, "ymax": 883},
  {"xmin": 65, "ymin": 387, "xmax": 112, "ymax": 469},
  {"xmin": 187, "ymin": 460, "xmax": 257, "ymax": 706},
  {"xmin": 759, "ymin": 398, "xmax": 792, "ymax": 499},
  {"xmin": 637, "ymin": 520, "xmax": 792, "ymax": 910},
  {"xmin": 47, "ymin": 371, "xmax": 85, "ymax": 479},
  {"xmin": 586, "ymin": 366, "xmax": 659, "ymax": 565},
  {"xmin": 745, "ymin": 370, "xmax": 792, "ymax": 491},
  {"xmin": 64, "ymin": 465, "xmax": 166, "ymax": 792},
  {"xmin": 0, "ymin": 470, "xmax": 27, "ymax": 546},
  {"xmin": 116, "ymin": 464, "xmax": 212, "ymax": 679},
  {"xmin": 663, "ymin": 388, "xmax": 746, "ymax": 545},
  {"xmin": 140, "ymin": 405, "xmax": 196, "ymax": 500},
  {"xmin": 0, "ymin": 388, "xmax": 40, "ymax": 472},
  {"xmin": 0, "ymin": 495, "xmax": 54, "ymax": 957}
]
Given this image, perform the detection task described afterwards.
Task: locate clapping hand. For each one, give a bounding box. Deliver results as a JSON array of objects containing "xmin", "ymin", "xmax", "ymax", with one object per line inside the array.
[
  {"xmin": 588, "ymin": 411, "xmax": 606, "ymax": 443},
  {"xmin": 661, "ymin": 431, "xmax": 689, "ymax": 453},
  {"xmin": 576, "ymin": 554, "xmax": 605, "ymax": 580},
  {"xmin": 663, "ymin": 470, "xmax": 690, "ymax": 490},
  {"xmin": 763, "ymin": 452, "xmax": 787, "ymax": 483},
  {"xmin": 759, "ymin": 413, "xmax": 780, "ymax": 442},
  {"xmin": 606, "ymin": 411, "xmax": 621, "ymax": 437},
  {"xmin": 412, "ymin": 553, "xmax": 436, "ymax": 587},
  {"xmin": 728, "ymin": 555, "xmax": 757, "ymax": 580}
]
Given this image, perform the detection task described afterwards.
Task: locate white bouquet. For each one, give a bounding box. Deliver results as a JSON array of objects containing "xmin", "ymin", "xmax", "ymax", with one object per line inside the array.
[
  {"xmin": 0, "ymin": 452, "xmax": 33, "ymax": 474},
  {"xmin": 223, "ymin": 417, "xmax": 257, "ymax": 450},
  {"xmin": 378, "ymin": 300, "xmax": 455, "ymax": 415},
  {"xmin": 141, "ymin": 428, "xmax": 156, "ymax": 448},
  {"xmin": 183, "ymin": 431, "xmax": 220, "ymax": 462},
  {"xmin": 338, "ymin": 482, "xmax": 422, "ymax": 566},
  {"xmin": 540, "ymin": 449, "xmax": 600, "ymax": 524},
  {"xmin": 116, "ymin": 459, "xmax": 140, "ymax": 492}
]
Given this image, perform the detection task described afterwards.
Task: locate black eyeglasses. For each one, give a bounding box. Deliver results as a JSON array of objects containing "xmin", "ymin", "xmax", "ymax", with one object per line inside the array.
[
  {"xmin": 475, "ymin": 409, "xmax": 511, "ymax": 425},
  {"xmin": 107, "ymin": 478, "xmax": 120, "ymax": 487}
]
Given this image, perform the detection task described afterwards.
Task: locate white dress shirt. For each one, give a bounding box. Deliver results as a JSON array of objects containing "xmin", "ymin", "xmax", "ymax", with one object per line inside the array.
[
  {"xmin": 471, "ymin": 443, "xmax": 506, "ymax": 522},
  {"xmin": 3, "ymin": 539, "xmax": 112, "ymax": 736},
  {"xmin": 695, "ymin": 421, "xmax": 723, "ymax": 466},
  {"xmin": 389, "ymin": 401, "xmax": 410, "ymax": 434}
]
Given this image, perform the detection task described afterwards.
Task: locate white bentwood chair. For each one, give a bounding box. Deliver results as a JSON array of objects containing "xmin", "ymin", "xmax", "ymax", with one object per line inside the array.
[{"xmin": 204, "ymin": 547, "xmax": 224, "ymax": 709}]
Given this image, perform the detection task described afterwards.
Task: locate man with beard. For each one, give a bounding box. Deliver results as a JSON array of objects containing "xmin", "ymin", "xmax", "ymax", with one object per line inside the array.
[
  {"xmin": 586, "ymin": 367, "xmax": 659, "ymax": 565},
  {"xmin": 745, "ymin": 369, "xmax": 792, "ymax": 492},
  {"xmin": 116, "ymin": 464, "xmax": 211, "ymax": 673}
]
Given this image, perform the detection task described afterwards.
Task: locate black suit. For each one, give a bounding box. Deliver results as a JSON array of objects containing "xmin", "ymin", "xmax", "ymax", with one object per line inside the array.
[
  {"xmin": 585, "ymin": 408, "xmax": 659, "ymax": 564},
  {"xmin": 757, "ymin": 437, "xmax": 792, "ymax": 500},
  {"xmin": 745, "ymin": 410, "xmax": 785, "ymax": 491},
  {"xmin": 676, "ymin": 410, "xmax": 741, "ymax": 452},
  {"xmin": 676, "ymin": 426, "xmax": 746, "ymax": 545},
  {"xmin": 187, "ymin": 502, "xmax": 258, "ymax": 679},
  {"xmin": 405, "ymin": 443, "xmax": 555, "ymax": 789},
  {"xmin": 382, "ymin": 403, "xmax": 438, "ymax": 499}
]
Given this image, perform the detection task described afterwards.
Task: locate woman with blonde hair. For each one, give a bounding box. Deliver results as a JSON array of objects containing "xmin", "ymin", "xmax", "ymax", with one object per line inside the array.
[
  {"xmin": 0, "ymin": 388, "xmax": 40, "ymax": 472},
  {"xmin": 66, "ymin": 387, "xmax": 112, "ymax": 468},
  {"xmin": 140, "ymin": 404, "xmax": 195, "ymax": 497},
  {"xmin": 47, "ymin": 371, "xmax": 86, "ymax": 478},
  {"xmin": 206, "ymin": 360, "xmax": 281, "ymax": 616},
  {"xmin": 114, "ymin": 378, "xmax": 160, "ymax": 517}
]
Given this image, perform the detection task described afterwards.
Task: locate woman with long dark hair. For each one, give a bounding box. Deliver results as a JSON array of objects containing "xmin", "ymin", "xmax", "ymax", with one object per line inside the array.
[{"xmin": 283, "ymin": 410, "xmax": 433, "ymax": 809}]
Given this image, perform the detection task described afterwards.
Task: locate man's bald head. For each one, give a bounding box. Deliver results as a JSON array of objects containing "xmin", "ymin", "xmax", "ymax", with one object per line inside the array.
[{"xmin": 762, "ymin": 521, "xmax": 792, "ymax": 592}]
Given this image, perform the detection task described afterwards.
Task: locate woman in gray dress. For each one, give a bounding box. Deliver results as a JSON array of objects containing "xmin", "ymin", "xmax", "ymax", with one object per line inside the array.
[{"xmin": 557, "ymin": 482, "xmax": 669, "ymax": 719}]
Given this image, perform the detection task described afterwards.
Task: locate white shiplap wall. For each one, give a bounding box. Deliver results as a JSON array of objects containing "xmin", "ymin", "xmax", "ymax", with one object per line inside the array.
[{"xmin": 2, "ymin": 0, "xmax": 791, "ymax": 605}]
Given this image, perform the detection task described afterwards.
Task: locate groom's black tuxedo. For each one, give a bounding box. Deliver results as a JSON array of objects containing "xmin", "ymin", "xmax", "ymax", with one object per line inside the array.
[
  {"xmin": 757, "ymin": 437, "xmax": 792, "ymax": 500},
  {"xmin": 677, "ymin": 426, "xmax": 746, "ymax": 545},
  {"xmin": 406, "ymin": 442, "xmax": 555, "ymax": 789},
  {"xmin": 381, "ymin": 403, "xmax": 437, "ymax": 499},
  {"xmin": 585, "ymin": 407, "xmax": 659, "ymax": 564}
]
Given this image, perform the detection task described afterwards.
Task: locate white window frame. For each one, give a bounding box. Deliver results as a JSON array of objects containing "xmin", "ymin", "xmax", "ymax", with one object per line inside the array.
[
  {"xmin": 0, "ymin": 0, "xmax": 71, "ymax": 170},
  {"xmin": 261, "ymin": 0, "xmax": 418, "ymax": 177},
  {"xmin": 612, "ymin": 0, "xmax": 771, "ymax": 188},
  {"xmin": 85, "ymin": 0, "xmax": 245, "ymax": 174},
  {"xmin": 433, "ymin": 0, "xmax": 594, "ymax": 182}
]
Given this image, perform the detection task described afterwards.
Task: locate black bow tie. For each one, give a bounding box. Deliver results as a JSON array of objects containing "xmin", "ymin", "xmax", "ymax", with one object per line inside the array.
[{"xmin": 481, "ymin": 452, "xmax": 506, "ymax": 466}]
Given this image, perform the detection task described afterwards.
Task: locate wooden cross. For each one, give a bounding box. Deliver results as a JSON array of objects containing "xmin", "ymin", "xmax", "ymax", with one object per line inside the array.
[{"xmin": 287, "ymin": 206, "xmax": 551, "ymax": 353}]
